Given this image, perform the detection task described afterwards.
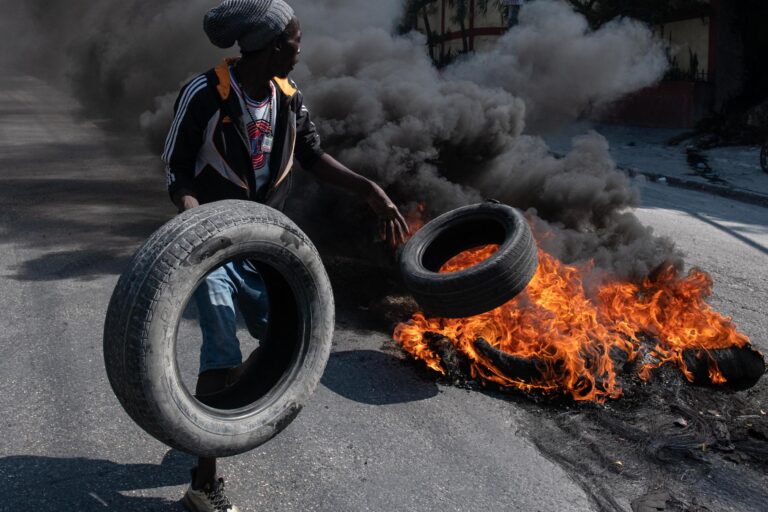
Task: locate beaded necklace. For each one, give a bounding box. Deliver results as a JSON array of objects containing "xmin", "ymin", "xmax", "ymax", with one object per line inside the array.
[{"xmin": 242, "ymin": 81, "xmax": 277, "ymax": 153}]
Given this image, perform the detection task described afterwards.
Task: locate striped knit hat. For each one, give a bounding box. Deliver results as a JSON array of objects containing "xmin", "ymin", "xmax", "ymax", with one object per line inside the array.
[{"xmin": 204, "ymin": 0, "xmax": 294, "ymax": 52}]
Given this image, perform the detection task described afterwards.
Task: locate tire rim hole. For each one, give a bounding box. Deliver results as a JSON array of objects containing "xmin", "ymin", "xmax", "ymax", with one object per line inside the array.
[
  {"xmin": 176, "ymin": 257, "xmax": 302, "ymax": 415},
  {"xmin": 439, "ymin": 245, "xmax": 500, "ymax": 273},
  {"xmin": 421, "ymin": 217, "xmax": 507, "ymax": 272}
]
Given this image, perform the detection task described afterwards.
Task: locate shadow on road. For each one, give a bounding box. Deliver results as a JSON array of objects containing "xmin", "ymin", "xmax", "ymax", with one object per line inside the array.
[
  {"xmin": 640, "ymin": 182, "xmax": 768, "ymax": 252},
  {"xmin": 1, "ymin": 175, "xmax": 169, "ymax": 282},
  {"xmin": 322, "ymin": 350, "xmax": 439, "ymax": 405},
  {"xmin": 0, "ymin": 449, "xmax": 193, "ymax": 510},
  {"xmin": 10, "ymin": 248, "xmax": 132, "ymax": 282},
  {"xmin": 690, "ymin": 211, "xmax": 768, "ymax": 256},
  {"xmin": 0, "ymin": 78, "xmax": 172, "ymax": 282}
]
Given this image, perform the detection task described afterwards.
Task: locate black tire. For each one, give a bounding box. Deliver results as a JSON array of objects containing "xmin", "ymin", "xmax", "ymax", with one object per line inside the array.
[
  {"xmin": 399, "ymin": 202, "xmax": 538, "ymax": 318},
  {"xmin": 103, "ymin": 200, "xmax": 334, "ymax": 458},
  {"xmin": 761, "ymin": 142, "xmax": 768, "ymax": 174}
]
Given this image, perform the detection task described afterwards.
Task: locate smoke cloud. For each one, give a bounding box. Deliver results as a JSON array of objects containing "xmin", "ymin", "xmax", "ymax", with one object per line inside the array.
[
  {"xmin": 447, "ymin": 0, "xmax": 668, "ymax": 129},
  {"xmin": 0, "ymin": 0, "xmax": 679, "ymax": 280}
]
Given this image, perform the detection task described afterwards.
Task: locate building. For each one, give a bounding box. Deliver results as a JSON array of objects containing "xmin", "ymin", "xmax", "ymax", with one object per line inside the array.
[{"xmin": 604, "ymin": 0, "xmax": 744, "ymax": 128}]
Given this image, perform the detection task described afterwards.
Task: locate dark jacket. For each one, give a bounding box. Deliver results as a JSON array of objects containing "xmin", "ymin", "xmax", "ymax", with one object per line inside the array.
[{"xmin": 162, "ymin": 58, "xmax": 325, "ymax": 210}]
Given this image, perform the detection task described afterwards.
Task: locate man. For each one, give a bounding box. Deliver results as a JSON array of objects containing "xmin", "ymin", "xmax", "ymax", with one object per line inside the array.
[{"xmin": 162, "ymin": 1, "xmax": 409, "ymax": 510}]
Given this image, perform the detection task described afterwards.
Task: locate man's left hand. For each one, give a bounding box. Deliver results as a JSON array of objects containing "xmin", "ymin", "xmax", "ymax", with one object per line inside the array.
[{"xmin": 366, "ymin": 182, "xmax": 409, "ymax": 247}]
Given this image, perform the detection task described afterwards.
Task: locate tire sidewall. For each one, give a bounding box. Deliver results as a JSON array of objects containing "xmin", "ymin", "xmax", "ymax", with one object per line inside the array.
[
  {"xmin": 401, "ymin": 204, "xmax": 531, "ymax": 287},
  {"xmin": 123, "ymin": 204, "xmax": 334, "ymax": 457},
  {"xmin": 398, "ymin": 203, "xmax": 538, "ymax": 318}
]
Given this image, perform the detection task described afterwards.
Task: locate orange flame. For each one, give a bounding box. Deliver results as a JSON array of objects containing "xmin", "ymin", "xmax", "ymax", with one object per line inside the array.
[
  {"xmin": 394, "ymin": 239, "xmax": 750, "ymax": 403},
  {"xmin": 403, "ymin": 203, "xmax": 427, "ymax": 243}
]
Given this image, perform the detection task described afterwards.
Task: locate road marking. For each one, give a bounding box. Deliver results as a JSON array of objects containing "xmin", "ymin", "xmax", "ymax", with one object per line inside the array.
[{"xmin": 89, "ymin": 492, "xmax": 109, "ymax": 507}]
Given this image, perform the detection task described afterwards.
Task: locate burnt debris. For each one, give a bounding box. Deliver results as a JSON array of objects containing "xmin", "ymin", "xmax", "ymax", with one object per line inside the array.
[{"xmin": 420, "ymin": 332, "xmax": 765, "ymax": 395}]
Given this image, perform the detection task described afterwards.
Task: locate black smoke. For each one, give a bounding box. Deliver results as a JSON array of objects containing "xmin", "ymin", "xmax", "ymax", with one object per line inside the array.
[{"xmin": 0, "ymin": 0, "xmax": 680, "ymax": 280}]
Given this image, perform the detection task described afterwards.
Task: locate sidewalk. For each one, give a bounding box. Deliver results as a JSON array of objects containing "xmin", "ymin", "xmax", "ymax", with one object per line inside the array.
[{"xmin": 544, "ymin": 122, "xmax": 768, "ymax": 207}]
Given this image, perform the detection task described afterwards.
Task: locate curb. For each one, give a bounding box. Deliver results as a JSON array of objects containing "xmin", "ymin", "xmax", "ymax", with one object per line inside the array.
[{"xmin": 623, "ymin": 168, "xmax": 768, "ymax": 208}]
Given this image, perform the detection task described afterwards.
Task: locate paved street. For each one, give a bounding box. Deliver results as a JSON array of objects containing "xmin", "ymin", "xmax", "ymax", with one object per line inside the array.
[
  {"xmin": 635, "ymin": 180, "xmax": 768, "ymax": 348},
  {"xmin": 1, "ymin": 74, "xmax": 766, "ymax": 511},
  {"xmin": 546, "ymin": 122, "xmax": 768, "ymax": 205}
]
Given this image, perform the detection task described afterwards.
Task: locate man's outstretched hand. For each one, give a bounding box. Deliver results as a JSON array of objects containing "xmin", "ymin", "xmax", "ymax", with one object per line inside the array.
[{"xmin": 366, "ymin": 182, "xmax": 409, "ymax": 248}]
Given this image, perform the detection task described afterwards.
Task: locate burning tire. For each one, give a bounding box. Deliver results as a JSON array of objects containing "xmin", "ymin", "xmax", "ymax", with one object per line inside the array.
[
  {"xmin": 400, "ymin": 202, "xmax": 538, "ymax": 318},
  {"xmin": 103, "ymin": 200, "xmax": 334, "ymax": 458}
]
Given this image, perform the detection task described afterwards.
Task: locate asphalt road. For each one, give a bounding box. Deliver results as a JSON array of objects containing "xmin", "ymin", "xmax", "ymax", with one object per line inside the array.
[{"xmin": 1, "ymin": 74, "xmax": 766, "ymax": 512}]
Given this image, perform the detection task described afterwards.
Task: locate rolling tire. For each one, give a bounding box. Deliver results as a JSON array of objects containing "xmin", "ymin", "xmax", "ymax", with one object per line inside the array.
[
  {"xmin": 103, "ymin": 200, "xmax": 334, "ymax": 458},
  {"xmin": 400, "ymin": 202, "xmax": 538, "ymax": 318}
]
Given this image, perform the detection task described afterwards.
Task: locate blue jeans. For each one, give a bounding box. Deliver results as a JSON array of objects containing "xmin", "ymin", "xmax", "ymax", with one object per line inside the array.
[{"xmin": 193, "ymin": 260, "xmax": 269, "ymax": 374}]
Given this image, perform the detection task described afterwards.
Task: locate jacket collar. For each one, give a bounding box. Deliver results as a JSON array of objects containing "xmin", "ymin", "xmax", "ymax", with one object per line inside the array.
[{"xmin": 213, "ymin": 58, "xmax": 297, "ymax": 102}]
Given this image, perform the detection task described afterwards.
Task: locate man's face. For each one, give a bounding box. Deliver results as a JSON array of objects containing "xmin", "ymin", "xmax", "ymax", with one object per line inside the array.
[{"xmin": 272, "ymin": 18, "xmax": 301, "ymax": 79}]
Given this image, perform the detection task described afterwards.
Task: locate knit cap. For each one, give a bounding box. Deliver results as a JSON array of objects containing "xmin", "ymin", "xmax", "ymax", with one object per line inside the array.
[{"xmin": 204, "ymin": 0, "xmax": 294, "ymax": 52}]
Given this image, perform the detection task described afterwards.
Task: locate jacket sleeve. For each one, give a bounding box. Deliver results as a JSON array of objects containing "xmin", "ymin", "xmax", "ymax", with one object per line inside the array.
[
  {"xmin": 161, "ymin": 75, "xmax": 210, "ymax": 201},
  {"xmin": 293, "ymin": 90, "xmax": 325, "ymax": 170}
]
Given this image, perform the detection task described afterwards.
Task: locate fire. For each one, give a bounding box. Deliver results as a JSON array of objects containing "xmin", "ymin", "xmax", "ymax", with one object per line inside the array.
[
  {"xmin": 394, "ymin": 241, "xmax": 751, "ymax": 403},
  {"xmin": 403, "ymin": 203, "xmax": 426, "ymax": 242}
]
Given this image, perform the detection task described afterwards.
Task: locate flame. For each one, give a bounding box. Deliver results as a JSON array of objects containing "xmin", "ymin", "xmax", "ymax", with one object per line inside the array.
[
  {"xmin": 394, "ymin": 238, "xmax": 750, "ymax": 403},
  {"xmin": 403, "ymin": 203, "xmax": 426, "ymax": 242}
]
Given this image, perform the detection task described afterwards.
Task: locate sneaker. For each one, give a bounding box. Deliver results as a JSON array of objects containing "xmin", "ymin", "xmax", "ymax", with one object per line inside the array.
[{"xmin": 181, "ymin": 477, "xmax": 240, "ymax": 512}]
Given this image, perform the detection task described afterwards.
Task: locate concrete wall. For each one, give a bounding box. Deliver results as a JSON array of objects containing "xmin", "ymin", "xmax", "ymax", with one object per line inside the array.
[{"xmin": 600, "ymin": 81, "xmax": 715, "ymax": 128}]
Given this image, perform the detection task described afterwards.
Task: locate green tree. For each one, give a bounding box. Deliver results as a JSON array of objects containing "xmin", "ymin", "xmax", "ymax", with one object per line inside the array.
[{"xmin": 401, "ymin": 0, "xmax": 440, "ymax": 61}]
